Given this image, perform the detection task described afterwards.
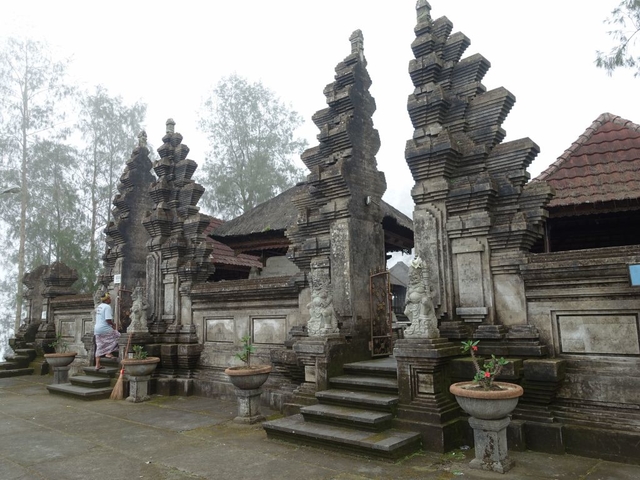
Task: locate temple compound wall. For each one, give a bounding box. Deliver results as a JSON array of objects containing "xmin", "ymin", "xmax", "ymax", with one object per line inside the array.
[{"xmin": 12, "ymin": 1, "xmax": 640, "ymax": 465}]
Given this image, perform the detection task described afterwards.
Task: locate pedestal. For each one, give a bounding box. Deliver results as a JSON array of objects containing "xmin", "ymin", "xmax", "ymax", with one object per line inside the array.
[
  {"xmin": 127, "ymin": 374, "xmax": 151, "ymax": 403},
  {"xmin": 393, "ymin": 337, "xmax": 461, "ymax": 452},
  {"xmin": 292, "ymin": 335, "xmax": 345, "ymax": 403},
  {"xmin": 233, "ymin": 388, "xmax": 265, "ymax": 424},
  {"xmin": 52, "ymin": 366, "xmax": 70, "ymax": 384},
  {"xmin": 468, "ymin": 416, "xmax": 515, "ymax": 473}
]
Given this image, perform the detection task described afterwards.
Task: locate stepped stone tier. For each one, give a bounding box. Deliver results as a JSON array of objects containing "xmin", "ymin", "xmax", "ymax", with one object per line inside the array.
[
  {"xmin": 143, "ymin": 119, "xmax": 213, "ymax": 341},
  {"xmin": 286, "ymin": 30, "xmax": 387, "ymax": 341},
  {"xmin": 284, "ymin": 31, "xmax": 391, "ymax": 407},
  {"xmin": 406, "ymin": 1, "xmax": 553, "ymax": 328},
  {"xmin": 101, "ymin": 131, "xmax": 155, "ymax": 297}
]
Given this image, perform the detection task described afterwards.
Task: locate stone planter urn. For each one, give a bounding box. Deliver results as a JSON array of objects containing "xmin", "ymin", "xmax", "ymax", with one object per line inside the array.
[
  {"xmin": 450, "ymin": 381, "xmax": 523, "ymax": 474},
  {"xmin": 224, "ymin": 365, "xmax": 272, "ymax": 424},
  {"xmin": 44, "ymin": 352, "xmax": 77, "ymax": 384},
  {"xmin": 121, "ymin": 357, "xmax": 160, "ymax": 403}
]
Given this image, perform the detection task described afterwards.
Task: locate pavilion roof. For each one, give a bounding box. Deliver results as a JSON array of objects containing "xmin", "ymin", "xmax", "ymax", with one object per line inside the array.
[{"xmin": 534, "ymin": 113, "xmax": 640, "ymax": 213}]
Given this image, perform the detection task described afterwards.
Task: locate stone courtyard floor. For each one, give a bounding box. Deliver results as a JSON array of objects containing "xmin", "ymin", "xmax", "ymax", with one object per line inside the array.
[{"xmin": 1, "ymin": 375, "xmax": 639, "ymax": 480}]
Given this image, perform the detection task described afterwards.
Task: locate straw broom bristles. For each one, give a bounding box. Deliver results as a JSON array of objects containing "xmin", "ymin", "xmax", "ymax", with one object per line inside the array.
[{"xmin": 110, "ymin": 333, "xmax": 133, "ymax": 400}]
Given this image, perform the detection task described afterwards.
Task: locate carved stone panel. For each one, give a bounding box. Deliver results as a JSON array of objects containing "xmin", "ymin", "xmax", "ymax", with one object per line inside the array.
[
  {"xmin": 557, "ymin": 313, "xmax": 640, "ymax": 355},
  {"xmin": 253, "ymin": 317, "xmax": 286, "ymax": 344},
  {"xmin": 60, "ymin": 320, "xmax": 76, "ymax": 339},
  {"xmin": 82, "ymin": 317, "xmax": 94, "ymax": 336},
  {"xmin": 205, "ymin": 317, "xmax": 234, "ymax": 343}
]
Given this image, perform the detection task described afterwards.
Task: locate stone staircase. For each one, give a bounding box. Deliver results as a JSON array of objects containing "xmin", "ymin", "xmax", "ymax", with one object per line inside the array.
[
  {"xmin": 263, "ymin": 357, "xmax": 422, "ymax": 460},
  {"xmin": 46, "ymin": 357, "xmax": 120, "ymax": 400},
  {"xmin": 0, "ymin": 348, "xmax": 36, "ymax": 378}
]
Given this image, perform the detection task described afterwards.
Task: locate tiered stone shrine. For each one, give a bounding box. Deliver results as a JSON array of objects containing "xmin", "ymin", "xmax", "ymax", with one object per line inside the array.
[{"xmin": 286, "ymin": 31, "xmax": 388, "ymax": 400}]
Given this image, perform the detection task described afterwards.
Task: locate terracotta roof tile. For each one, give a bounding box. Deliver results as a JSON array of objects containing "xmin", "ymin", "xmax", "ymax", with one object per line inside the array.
[
  {"xmin": 203, "ymin": 217, "xmax": 262, "ymax": 268},
  {"xmin": 534, "ymin": 113, "xmax": 640, "ymax": 208}
]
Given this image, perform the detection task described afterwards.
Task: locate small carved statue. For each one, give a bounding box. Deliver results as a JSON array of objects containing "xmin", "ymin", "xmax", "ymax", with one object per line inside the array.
[
  {"xmin": 307, "ymin": 265, "xmax": 339, "ymax": 337},
  {"xmin": 403, "ymin": 256, "xmax": 439, "ymax": 339},
  {"xmin": 127, "ymin": 286, "xmax": 148, "ymax": 333}
]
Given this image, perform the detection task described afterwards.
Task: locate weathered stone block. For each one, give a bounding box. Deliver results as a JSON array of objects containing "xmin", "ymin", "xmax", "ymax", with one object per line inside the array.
[
  {"xmin": 523, "ymin": 358, "xmax": 566, "ymax": 382},
  {"xmin": 524, "ymin": 422, "xmax": 564, "ymax": 454}
]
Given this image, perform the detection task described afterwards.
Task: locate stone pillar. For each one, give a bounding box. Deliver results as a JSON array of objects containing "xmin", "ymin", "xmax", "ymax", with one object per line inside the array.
[
  {"xmin": 292, "ymin": 335, "xmax": 346, "ymax": 403},
  {"xmin": 468, "ymin": 416, "xmax": 514, "ymax": 473},
  {"xmin": 393, "ymin": 338, "xmax": 461, "ymax": 452},
  {"xmin": 513, "ymin": 358, "xmax": 566, "ymax": 454},
  {"xmin": 127, "ymin": 374, "xmax": 152, "ymax": 403},
  {"xmin": 52, "ymin": 366, "xmax": 70, "ymax": 384},
  {"xmin": 232, "ymin": 388, "xmax": 265, "ymax": 424}
]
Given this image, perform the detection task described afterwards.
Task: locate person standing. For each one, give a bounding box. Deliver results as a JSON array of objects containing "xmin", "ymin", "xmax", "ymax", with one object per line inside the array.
[{"xmin": 94, "ymin": 292, "xmax": 120, "ymax": 370}]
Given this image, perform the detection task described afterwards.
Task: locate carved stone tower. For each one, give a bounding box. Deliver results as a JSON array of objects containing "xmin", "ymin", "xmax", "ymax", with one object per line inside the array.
[
  {"xmin": 286, "ymin": 30, "xmax": 387, "ymax": 344},
  {"xmin": 405, "ymin": 1, "xmax": 553, "ymax": 334},
  {"xmin": 142, "ymin": 120, "xmax": 211, "ymax": 391},
  {"xmin": 101, "ymin": 131, "xmax": 156, "ymax": 328}
]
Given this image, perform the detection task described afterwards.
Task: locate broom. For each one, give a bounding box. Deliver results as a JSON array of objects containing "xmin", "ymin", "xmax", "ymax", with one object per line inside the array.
[{"xmin": 110, "ymin": 333, "xmax": 132, "ymax": 400}]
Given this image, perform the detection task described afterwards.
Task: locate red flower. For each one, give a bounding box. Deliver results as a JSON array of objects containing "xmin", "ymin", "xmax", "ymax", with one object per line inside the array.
[
  {"xmin": 484, "ymin": 371, "xmax": 491, "ymax": 378},
  {"xmin": 472, "ymin": 346, "xmax": 478, "ymax": 351}
]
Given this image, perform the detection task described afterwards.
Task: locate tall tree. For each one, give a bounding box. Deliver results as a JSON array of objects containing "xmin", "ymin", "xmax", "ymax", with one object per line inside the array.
[
  {"xmin": 0, "ymin": 38, "xmax": 74, "ymax": 332},
  {"xmin": 198, "ymin": 74, "xmax": 307, "ymax": 219},
  {"xmin": 76, "ymin": 86, "xmax": 147, "ymax": 287},
  {"xmin": 596, "ymin": 0, "xmax": 640, "ymax": 76},
  {"xmin": 27, "ymin": 141, "xmax": 91, "ymax": 288}
]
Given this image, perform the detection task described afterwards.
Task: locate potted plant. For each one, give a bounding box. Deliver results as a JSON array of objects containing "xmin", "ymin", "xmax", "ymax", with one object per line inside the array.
[
  {"xmin": 224, "ymin": 335, "xmax": 272, "ymax": 390},
  {"xmin": 449, "ymin": 340, "xmax": 523, "ymax": 474},
  {"xmin": 224, "ymin": 335, "xmax": 272, "ymax": 424},
  {"xmin": 117, "ymin": 344, "xmax": 160, "ymax": 403},
  {"xmin": 44, "ymin": 334, "xmax": 78, "ymax": 368},
  {"xmin": 120, "ymin": 344, "xmax": 160, "ymax": 377}
]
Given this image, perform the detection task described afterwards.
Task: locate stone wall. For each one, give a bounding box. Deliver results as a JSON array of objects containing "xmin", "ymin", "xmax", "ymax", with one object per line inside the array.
[
  {"xmin": 522, "ymin": 245, "xmax": 640, "ymax": 459},
  {"xmin": 190, "ymin": 276, "xmax": 309, "ymax": 408},
  {"xmin": 49, "ymin": 295, "xmax": 95, "ymax": 374}
]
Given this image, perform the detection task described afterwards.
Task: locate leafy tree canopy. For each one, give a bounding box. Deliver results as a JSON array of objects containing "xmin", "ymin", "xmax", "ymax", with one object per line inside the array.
[
  {"xmin": 596, "ymin": 0, "xmax": 640, "ymax": 76},
  {"xmin": 198, "ymin": 74, "xmax": 307, "ymax": 219}
]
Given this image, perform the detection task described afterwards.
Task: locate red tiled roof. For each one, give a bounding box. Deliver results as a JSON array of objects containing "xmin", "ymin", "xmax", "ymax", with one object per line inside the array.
[
  {"xmin": 534, "ymin": 113, "xmax": 640, "ymax": 208},
  {"xmin": 204, "ymin": 217, "xmax": 262, "ymax": 268}
]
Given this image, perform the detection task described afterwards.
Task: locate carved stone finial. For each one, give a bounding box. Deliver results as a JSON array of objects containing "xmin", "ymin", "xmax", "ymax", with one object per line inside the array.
[
  {"xmin": 416, "ymin": 0, "xmax": 432, "ymax": 23},
  {"xmin": 166, "ymin": 118, "xmax": 176, "ymax": 134},
  {"xmin": 349, "ymin": 29, "xmax": 364, "ymax": 55},
  {"xmin": 138, "ymin": 130, "xmax": 148, "ymax": 148}
]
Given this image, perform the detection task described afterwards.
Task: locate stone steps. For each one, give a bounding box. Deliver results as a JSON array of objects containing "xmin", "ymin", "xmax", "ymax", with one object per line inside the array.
[
  {"xmin": 0, "ymin": 348, "xmax": 37, "ymax": 378},
  {"xmin": 0, "ymin": 367, "xmax": 35, "ymax": 378},
  {"xmin": 264, "ymin": 356, "xmax": 422, "ymax": 459},
  {"xmin": 316, "ymin": 389, "xmax": 399, "ymax": 411},
  {"xmin": 329, "ymin": 374, "xmax": 398, "ymax": 393},
  {"xmin": 301, "ymin": 403, "xmax": 394, "ymax": 431},
  {"xmin": 266, "ymin": 414, "xmax": 420, "ymax": 460},
  {"xmin": 46, "ymin": 361, "xmax": 120, "ymax": 401},
  {"xmin": 343, "ymin": 358, "xmax": 398, "ymax": 377}
]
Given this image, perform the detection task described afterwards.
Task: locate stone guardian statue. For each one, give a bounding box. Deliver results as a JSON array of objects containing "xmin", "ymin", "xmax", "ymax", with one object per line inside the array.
[{"xmin": 403, "ymin": 256, "xmax": 439, "ymax": 339}]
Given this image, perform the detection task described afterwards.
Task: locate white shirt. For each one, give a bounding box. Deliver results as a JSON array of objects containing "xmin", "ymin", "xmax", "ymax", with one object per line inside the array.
[{"xmin": 94, "ymin": 303, "xmax": 114, "ymax": 335}]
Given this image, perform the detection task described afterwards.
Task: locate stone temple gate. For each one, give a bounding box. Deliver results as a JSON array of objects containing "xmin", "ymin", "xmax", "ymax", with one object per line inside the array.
[{"xmin": 7, "ymin": 0, "xmax": 640, "ymax": 465}]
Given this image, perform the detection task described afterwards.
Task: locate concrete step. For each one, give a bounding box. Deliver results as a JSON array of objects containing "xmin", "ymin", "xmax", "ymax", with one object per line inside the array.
[
  {"xmin": 46, "ymin": 383, "xmax": 113, "ymax": 400},
  {"xmin": 330, "ymin": 374, "xmax": 398, "ymax": 393},
  {"xmin": 11, "ymin": 355, "xmax": 31, "ymax": 368},
  {"xmin": 301, "ymin": 403, "xmax": 394, "ymax": 431},
  {"xmin": 70, "ymin": 375, "xmax": 111, "ymax": 388},
  {"xmin": 0, "ymin": 367, "xmax": 34, "ymax": 378},
  {"xmin": 82, "ymin": 366, "xmax": 120, "ymax": 378},
  {"xmin": 14, "ymin": 349, "xmax": 37, "ymax": 362},
  {"xmin": 316, "ymin": 389, "xmax": 399, "ymax": 412},
  {"xmin": 343, "ymin": 357, "xmax": 397, "ymax": 378},
  {"xmin": 0, "ymin": 361, "xmax": 18, "ymax": 370},
  {"xmin": 264, "ymin": 414, "xmax": 421, "ymax": 460}
]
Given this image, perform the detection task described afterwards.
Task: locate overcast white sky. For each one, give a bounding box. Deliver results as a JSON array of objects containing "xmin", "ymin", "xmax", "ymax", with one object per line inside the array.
[{"xmin": 2, "ymin": 0, "xmax": 639, "ymax": 217}]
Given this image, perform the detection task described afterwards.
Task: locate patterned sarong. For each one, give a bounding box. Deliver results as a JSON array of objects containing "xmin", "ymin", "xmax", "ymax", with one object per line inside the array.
[{"xmin": 95, "ymin": 329, "xmax": 121, "ymax": 357}]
